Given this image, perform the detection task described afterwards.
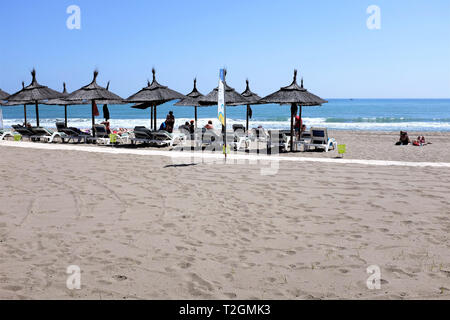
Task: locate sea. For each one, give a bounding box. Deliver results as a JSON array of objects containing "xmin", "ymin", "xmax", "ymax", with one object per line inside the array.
[{"xmin": 1, "ymin": 99, "xmax": 450, "ymax": 132}]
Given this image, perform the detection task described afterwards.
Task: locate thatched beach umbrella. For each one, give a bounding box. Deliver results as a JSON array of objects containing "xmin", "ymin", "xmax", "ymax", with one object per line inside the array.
[
  {"xmin": 260, "ymin": 69, "xmax": 327, "ymax": 151},
  {"xmin": 65, "ymin": 71, "xmax": 123, "ymax": 136},
  {"xmin": 43, "ymin": 82, "xmax": 88, "ymax": 127},
  {"xmin": 0, "ymin": 88, "xmax": 9, "ymax": 101},
  {"xmin": 199, "ymin": 73, "xmax": 249, "ymax": 107},
  {"xmin": 241, "ymin": 79, "xmax": 261, "ymax": 131},
  {"xmin": 6, "ymin": 69, "xmax": 63, "ymax": 127},
  {"xmin": 127, "ymin": 69, "xmax": 185, "ymax": 130},
  {"xmin": 1, "ymin": 82, "xmax": 32, "ymax": 125},
  {"xmin": 174, "ymin": 78, "xmax": 205, "ymax": 128}
]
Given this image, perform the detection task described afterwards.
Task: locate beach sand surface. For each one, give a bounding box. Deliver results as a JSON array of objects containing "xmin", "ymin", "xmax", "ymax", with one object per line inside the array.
[{"xmin": 0, "ymin": 131, "xmax": 450, "ymax": 299}]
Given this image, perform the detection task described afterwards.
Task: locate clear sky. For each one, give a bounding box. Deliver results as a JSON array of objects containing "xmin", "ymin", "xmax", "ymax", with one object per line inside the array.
[{"xmin": 0, "ymin": 0, "xmax": 449, "ymax": 98}]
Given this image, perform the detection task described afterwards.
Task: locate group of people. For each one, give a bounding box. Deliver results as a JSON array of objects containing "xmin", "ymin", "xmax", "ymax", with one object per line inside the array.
[{"xmin": 395, "ymin": 131, "xmax": 430, "ymax": 146}]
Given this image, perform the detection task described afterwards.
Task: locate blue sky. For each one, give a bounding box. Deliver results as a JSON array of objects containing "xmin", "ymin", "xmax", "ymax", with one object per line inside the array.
[{"xmin": 0, "ymin": 0, "xmax": 449, "ymax": 98}]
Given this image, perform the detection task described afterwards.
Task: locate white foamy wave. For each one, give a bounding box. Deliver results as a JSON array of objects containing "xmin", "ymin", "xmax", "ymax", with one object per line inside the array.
[{"xmin": 3, "ymin": 117, "xmax": 450, "ymax": 132}]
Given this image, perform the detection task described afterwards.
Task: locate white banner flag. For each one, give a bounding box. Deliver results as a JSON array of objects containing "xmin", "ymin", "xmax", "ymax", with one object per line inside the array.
[
  {"xmin": 0, "ymin": 107, "xmax": 3, "ymax": 130},
  {"xmin": 218, "ymin": 69, "xmax": 225, "ymax": 126}
]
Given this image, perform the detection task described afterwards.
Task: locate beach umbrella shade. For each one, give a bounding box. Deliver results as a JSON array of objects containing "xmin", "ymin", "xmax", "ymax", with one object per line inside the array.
[
  {"xmin": 127, "ymin": 68, "xmax": 185, "ymax": 130},
  {"xmin": 6, "ymin": 69, "xmax": 63, "ymax": 127},
  {"xmin": 174, "ymin": 78, "xmax": 206, "ymax": 128},
  {"xmin": 240, "ymin": 79, "xmax": 262, "ymax": 131},
  {"xmin": 1, "ymin": 82, "xmax": 32, "ymax": 125},
  {"xmin": 198, "ymin": 72, "xmax": 249, "ymax": 107},
  {"xmin": 43, "ymin": 82, "xmax": 89, "ymax": 127},
  {"xmin": 0, "ymin": 88, "xmax": 9, "ymax": 101},
  {"xmin": 65, "ymin": 70, "xmax": 123, "ymax": 136},
  {"xmin": 260, "ymin": 69, "xmax": 327, "ymax": 151}
]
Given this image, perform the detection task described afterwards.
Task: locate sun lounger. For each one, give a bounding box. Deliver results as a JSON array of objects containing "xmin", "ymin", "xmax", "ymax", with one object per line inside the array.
[
  {"xmin": 0, "ymin": 129, "xmax": 14, "ymax": 140},
  {"xmin": 30, "ymin": 126, "xmax": 65, "ymax": 143},
  {"xmin": 232, "ymin": 124, "xmax": 250, "ymax": 151},
  {"xmin": 267, "ymin": 130, "xmax": 289, "ymax": 154},
  {"xmin": 201, "ymin": 129, "xmax": 222, "ymax": 150},
  {"xmin": 302, "ymin": 127, "xmax": 337, "ymax": 152},
  {"xmin": 11, "ymin": 125, "xmax": 36, "ymax": 141},
  {"xmin": 86, "ymin": 124, "xmax": 110, "ymax": 144},
  {"xmin": 250, "ymin": 127, "xmax": 269, "ymax": 142},
  {"xmin": 55, "ymin": 121, "xmax": 89, "ymax": 143},
  {"xmin": 131, "ymin": 126, "xmax": 154, "ymax": 145},
  {"xmin": 150, "ymin": 130, "xmax": 177, "ymax": 147}
]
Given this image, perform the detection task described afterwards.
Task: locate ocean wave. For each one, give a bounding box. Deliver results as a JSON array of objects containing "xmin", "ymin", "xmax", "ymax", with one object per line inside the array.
[{"xmin": 2, "ymin": 117, "xmax": 450, "ymax": 132}]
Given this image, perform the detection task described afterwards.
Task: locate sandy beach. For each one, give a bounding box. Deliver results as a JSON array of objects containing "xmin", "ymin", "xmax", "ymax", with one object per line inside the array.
[{"xmin": 0, "ymin": 130, "xmax": 450, "ymax": 300}]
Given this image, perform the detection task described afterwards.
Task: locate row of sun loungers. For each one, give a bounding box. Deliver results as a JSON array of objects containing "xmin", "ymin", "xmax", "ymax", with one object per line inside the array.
[{"xmin": 1, "ymin": 122, "xmax": 337, "ymax": 153}]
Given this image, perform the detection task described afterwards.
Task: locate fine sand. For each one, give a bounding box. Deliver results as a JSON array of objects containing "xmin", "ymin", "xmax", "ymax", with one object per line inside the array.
[{"xmin": 0, "ymin": 130, "xmax": 450, "ymax": 299}]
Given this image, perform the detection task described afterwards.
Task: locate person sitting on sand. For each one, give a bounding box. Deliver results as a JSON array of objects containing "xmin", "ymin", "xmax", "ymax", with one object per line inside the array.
[
  {"xmin": 395, "ymin": 131, "xmax": 410, "ymax": 145},
  {"xmin": 204, "ymin": 120, "xmax": 214, "ymax": 130}
]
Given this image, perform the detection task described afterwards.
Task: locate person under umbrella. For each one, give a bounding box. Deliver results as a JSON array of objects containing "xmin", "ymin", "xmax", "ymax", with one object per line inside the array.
[
  {"xmin": 5, "ymin": 69, "xmax": 63, "ymax": 127},
  {"xmin": 127, "ymin": 68, "xmax": 185, "ymax": 130},
  {"xmin": 259, "ymin": 69, "xmax": 327, "ymax": 152},
  {"xmin": 65, "ymin": 70, "xmax": 123, "ymax": 137}
]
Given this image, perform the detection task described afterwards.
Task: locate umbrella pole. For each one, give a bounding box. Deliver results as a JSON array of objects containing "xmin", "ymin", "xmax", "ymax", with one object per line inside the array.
[
  {"xmin": 64, "ymin": 105, "xmax": 68, "ymax": 127},
  {"xmin": 290, "ymin": 103, "xmax": 295, "ymax": 152},
  {"xmin": 35, "ymin": 101, "xmax": 40, "ymax": 127},
  {"xmin": 195, "ymin": 106, "xmax": 198, "ymax": 128},
  {"xmin": 246, "ymin": 105, "xmax": 249, "ymax": 132},
  {"xmin": 91, "ymin": 100, "xmax": 95, "ymax": 137},
  {"xmin": 24, "ymin": 105, "xmax": 27, "ymax": 125},
  {"xmin": 150, "ymin": 106, "xmax": 153, "ymax": 129},
  {"xmin": 154, "ymin": 105, "xmax": 157, "ymax": 130}
]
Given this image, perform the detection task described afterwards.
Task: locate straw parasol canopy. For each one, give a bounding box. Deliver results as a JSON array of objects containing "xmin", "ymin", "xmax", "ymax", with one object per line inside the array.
[
  {"xmin": 65, "ymin": 70, "xmax": 123, "ymax": 136},
  {"xmin": 1, "ymin": 82, "xmax": 32, "ymax": 125},
  {"xmin": 127, "ymin": 68, "xmax": 185, "ymax": 129},
  {"xmin": 174, "ymin": 78, "xmax": 205, "ymax": 128},
  {"xmin": 199, "ymin": 71, "xmax": 249, "ymax": 106},
  {"xmin": 260, "ymin": 69, "xmax": 327, "ymax": 151},
  {"xmin": 5, "ymin": 69, "xmax": 63, "ymax": 126},
  {"xmin": 0, "ymin": 88, "xmax": 9, "ymax": 101},
  {"xmin": 43, "ymin": 83, "xmax": 89, "ymax": 127},
  {"xmin": 241, "ymin": 79, "xmax": 261, "ymax": 131}
]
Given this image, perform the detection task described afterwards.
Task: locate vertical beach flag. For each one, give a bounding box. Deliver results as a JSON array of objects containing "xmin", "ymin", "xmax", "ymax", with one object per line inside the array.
[
  {"xmin": 0, "ymin": 107, "xmax": 3, "ymax": 130},
  {"xmin": 218, "ymin": 69, "xmax": 225, "ymax": 126}
]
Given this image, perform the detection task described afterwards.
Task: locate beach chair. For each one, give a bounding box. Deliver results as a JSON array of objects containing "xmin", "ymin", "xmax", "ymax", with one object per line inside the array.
[
  {"xmin": 131, "ymin": 126, "xmax": 154, "ymax": 145},
  {"xmin": 302, "ymin": 127, "xmax": 337, "ymax": 152},
  {"xmin": 150, "ymin": 130, "xmax": 176, "ymax": 147},
  {"xmin": 267, "ymin": 130, "xmax": 289, "ymax": 154},
  {"xmin": 86, "ymin": 124, "xmax": 110, "ymax": 144},
  {"xmin": 11, "ymin": 125, "xmax": 36, "ymax": 141},
  {"xmin": 0, "ymin": 129, "xmax": 14, "ymax": 141},
  {"xmin": 232, "ymin": 124, "xmax": 250, "ymax": 150},
  {"xmin": 202, "ymin": 129, "xmax": 222, "ymax": 151},
  {"xmin": 250, "ymin": 127, "xmax": 269, "ymax": 142},
  {"xmin": 55, "ymin": 121, "xmax": 89, "ymax": 143},
  {"xmin": 30, "ymin": 126, "xmax": 64, "ymax": 143}
]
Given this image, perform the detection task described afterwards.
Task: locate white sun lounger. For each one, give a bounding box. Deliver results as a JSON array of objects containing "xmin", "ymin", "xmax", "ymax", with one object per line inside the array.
[
  {"xmin": 0, "ymin": 130, "xmax": 14, "ymax": 140},
  {"xmin": 302, "ymin": 127, "xmax": 337, "ymax": 152}
]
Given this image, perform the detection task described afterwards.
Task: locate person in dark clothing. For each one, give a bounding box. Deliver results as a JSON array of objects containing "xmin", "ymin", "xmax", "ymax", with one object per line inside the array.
[
  {"xmin": 159, "ymin": 121, "xmax": 167, "ymax": 131},
  {"xmin": 165, "ymin": 111, "xmax": 175, "ymax": 133},
  {"xmin": 395, "ymin": 131, "xmax": 410, "ymax": 145}
]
